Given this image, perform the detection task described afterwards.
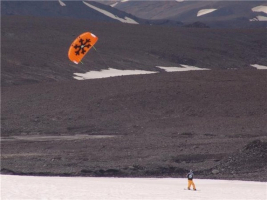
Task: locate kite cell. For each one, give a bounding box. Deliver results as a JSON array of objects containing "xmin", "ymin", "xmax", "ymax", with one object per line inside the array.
[{"xmin": 68, "ymin": 32, "xmax": 98, "ymax": 64}]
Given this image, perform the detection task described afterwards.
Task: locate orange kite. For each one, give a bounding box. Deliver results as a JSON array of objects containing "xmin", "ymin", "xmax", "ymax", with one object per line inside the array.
[{"xmin": 68, "ymin": 32, "xmax": 98, "ymax": 64}]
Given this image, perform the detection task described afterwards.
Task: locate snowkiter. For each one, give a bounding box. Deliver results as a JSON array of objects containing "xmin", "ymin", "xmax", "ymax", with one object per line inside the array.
[{"xmin": 187, "ymin": 170, "xmax": 196, "ymax": 190}]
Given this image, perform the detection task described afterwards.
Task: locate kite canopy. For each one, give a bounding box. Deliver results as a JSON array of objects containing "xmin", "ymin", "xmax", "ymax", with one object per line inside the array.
[{"xmin": 68, "ymin": 32, "xmax": 98, "ymax": 64}]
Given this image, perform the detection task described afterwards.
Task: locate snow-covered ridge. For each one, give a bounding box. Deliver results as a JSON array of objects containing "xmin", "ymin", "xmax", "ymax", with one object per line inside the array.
[
  {"xmin": 250, "ymin": 15, "xmax": 267, "ymax": 21},
  {"xmin": 252, "ymin": 5, "xmax": 267, "ymax": 14},
  {"xmin": 197, "ymin": 9, "xmax": 217, "ymax": 17},
  {"xmin": 111, "ymin": 0, "xmax": 183, "ymax": 9},
  {"xmin": 251, "ymin": 64, "xmax": 267, "ymax": 69},
  {"xmin": 58, "ymin": 0, "xmax": 66, "ymax": 6},
  {"xmin": 110, "ymin": 0, "xmax": 130, "ymax": 7},
  {"xmin": 110, "ymin": 2, "xmax": 118, "ymax": 7},
  {"xmin": 82, "ymin": 1, "xmax": 138, "ymax": 24},
  {"xmin": 250, "ymin": 5, "xmax": 267, "ymax": 21}
]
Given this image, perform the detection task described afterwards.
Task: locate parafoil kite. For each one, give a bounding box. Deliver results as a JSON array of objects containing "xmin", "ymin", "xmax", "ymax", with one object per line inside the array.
[{"xmin": 68, "ymin": 32, "xmax": 98, "ymax": 64}]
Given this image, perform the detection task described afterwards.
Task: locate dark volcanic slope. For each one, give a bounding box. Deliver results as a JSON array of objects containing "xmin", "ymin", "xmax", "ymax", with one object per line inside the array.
[
  {"xmin": 2, "ymin": 70, "xmax": 267, "ymax": 181},
  {"xmin": 1, "ymin": 15, "xmax": 267, "ymax": 181},
  {"xmin": 2, "ymin": 16, "xmax": 267, "ymax": 86},
  {"xmin": 2, "ymin": 70, "xmax": 267, "ymax": 137}
]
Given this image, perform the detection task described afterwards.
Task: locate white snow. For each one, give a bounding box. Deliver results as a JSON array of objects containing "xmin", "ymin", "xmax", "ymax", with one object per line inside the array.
[
  {"xmin": 82, "ymin": 1, "xmax": 139, "ymax": 24},
  {"xmin": 250, "ymin": 16, "xmax": 267, "ymax": 21},
  {"xmin": 72, "ymin": 63, "xmax": 267, "ymax": 81},
  {"xmin": 111, "ymin": 1, "xmax": 129, "ymax": 7},
  {"xmin": 58, "ymin": 0, "xmax": 66, "ymax": 6},
  {"xmin": 252, "ymin": 6, "xmax": 267, "ymax": 14},
  {"xmin": 156, "ymin": 65, "xmax": 210, "ymax": 72},
  {"xmin": 73, "ymin": 65, "xmax": 211, "ymax": 80},
  {"xmin": 1, "ymin": 175, "xmax": 266, "ymax": 200},
  {"xmin": 251, "ymin": 64, "xmax": 267, "ymax": 69},
  {"xmin": 197, "ymin": 9, "xmax": 217, "ymax": 17},
  {"xmin": 110, "ymin": 2, "xmax": 118, "ymax": 7},
  {"xmin": 73, "ymin": 68, "xmax": 157, "ymax": 80}
]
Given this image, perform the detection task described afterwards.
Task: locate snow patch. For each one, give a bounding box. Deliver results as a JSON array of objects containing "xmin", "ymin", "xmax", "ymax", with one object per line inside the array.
[
  {"xmin": 83, "ymin": 1, "xmax": 139, "ymax": 24},
  {"xmin": 197, "ymin": 9, "xmax": 217, "ymax": 17},
  {"xmin": 73, "ymin": 66, "xmax": 212, "ymax": 80},
  {"xmin": 250, "ymin": 16, "xmax": 267, "ymax": 21},
  {"xmin": 110, "ymin": 2, "xmax": 118, "ymax": 7},
  {"xmin": 58, "ymin": 0, "xmax": 66, "ymax": 6},
  {"xmin": 156, "ymin": 65, "xmax": 210, "ymax": 72},
  {"xmin": 252, "ymin": 6, "xmax": 267, "ymax": 14},
  {"xmin": 110, "ymin": 1, "xmax": 128, "ymax": 7},
  {"xmin": 73, "ymin": 68, "xmax": 157, "ymax": 80},
  {"xmin": 1, "ymin": 175, "xmax": 266, "ymax": 200},
  {"xmin": 251, "ymin": 64, "xmax": 267, "ymax": 69}
]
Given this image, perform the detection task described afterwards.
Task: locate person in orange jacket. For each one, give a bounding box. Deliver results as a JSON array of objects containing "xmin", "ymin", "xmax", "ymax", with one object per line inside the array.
[{"xmin": 187, "ymin": 170, "xmax": 196, "ymax": 190}]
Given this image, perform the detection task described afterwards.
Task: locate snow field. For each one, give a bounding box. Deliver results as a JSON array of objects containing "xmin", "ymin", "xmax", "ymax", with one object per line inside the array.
[{"xmin": 1, "ymin": 175, "xmax": 266, "ymax": 200}]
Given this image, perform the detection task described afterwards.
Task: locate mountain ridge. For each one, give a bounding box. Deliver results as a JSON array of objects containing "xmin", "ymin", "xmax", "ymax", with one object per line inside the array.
[{"xmin": 100, "ymin": 1, "xmax": 267, "ymax": 28}]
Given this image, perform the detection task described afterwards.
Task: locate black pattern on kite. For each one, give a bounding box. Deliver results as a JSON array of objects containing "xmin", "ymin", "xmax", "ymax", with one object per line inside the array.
[{"xmin": 74, "ymin": 38, "xmax": 91, "ymax": 56}]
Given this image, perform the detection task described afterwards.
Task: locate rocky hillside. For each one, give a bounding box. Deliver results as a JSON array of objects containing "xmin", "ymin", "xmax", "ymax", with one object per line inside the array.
[{"xmin": 101, "ymin": 1, "xmax": 267, "ymax": 28}]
